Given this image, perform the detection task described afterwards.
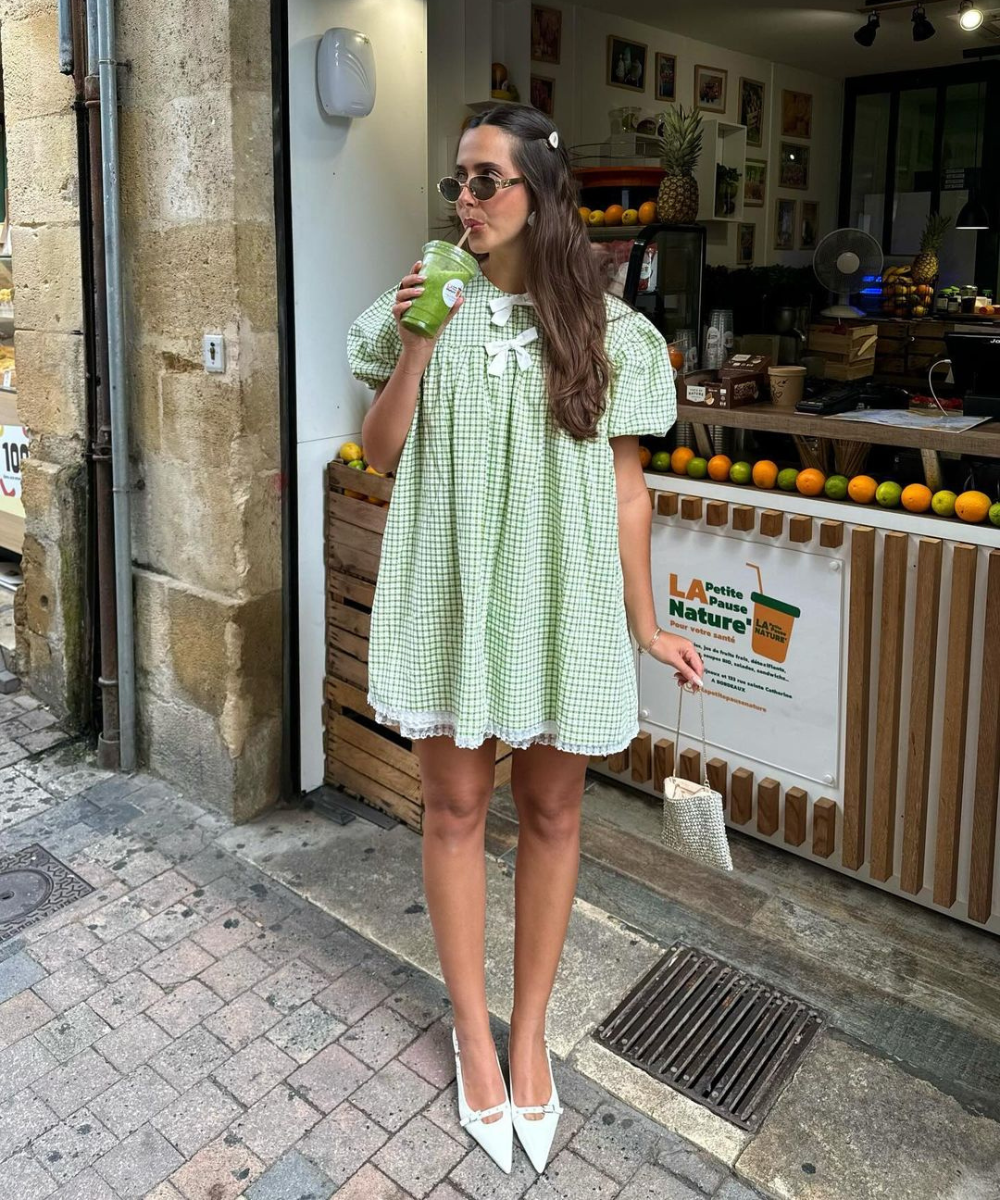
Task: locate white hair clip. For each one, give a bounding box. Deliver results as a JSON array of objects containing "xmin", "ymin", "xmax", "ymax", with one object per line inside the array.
[{"xmin": 548, "ymin": 130, "xmax": 559, "ymax": 150}]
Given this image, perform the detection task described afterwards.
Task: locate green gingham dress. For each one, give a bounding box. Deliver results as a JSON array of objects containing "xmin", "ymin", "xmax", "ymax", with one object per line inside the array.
[{"xmin": 347, "ymin": 271, "xmax": 676, "ymax": 755}]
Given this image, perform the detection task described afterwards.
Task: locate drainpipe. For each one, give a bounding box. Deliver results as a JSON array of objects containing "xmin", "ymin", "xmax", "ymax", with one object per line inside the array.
[
  {"xmin": 57, "ymin": 0, "xmax": 73, "ymax": 74},
  {"xmin": 94, "ymin": 0, "xmax": 136, "ymax": 771},
  {"xmin": 80, "ymin": 0, "xmax": 121, "ymax": 768}
]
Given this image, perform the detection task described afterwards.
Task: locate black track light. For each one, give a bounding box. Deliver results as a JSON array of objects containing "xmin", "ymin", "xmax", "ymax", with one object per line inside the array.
[
  {"xmin": 912, "ymin": 5, "xmax": 936, "ymax": 41},
  {"xmin": 855, "ymin": 11, "xmax": 880, "ymax": 45}
]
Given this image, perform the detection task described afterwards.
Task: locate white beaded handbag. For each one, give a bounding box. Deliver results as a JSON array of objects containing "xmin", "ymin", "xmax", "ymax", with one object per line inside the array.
[{"xmin": 660, "ymin": 683, "xmax": 733, "ymax": 872}]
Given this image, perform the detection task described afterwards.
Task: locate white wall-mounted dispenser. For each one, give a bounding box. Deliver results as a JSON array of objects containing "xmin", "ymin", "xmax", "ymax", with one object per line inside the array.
[{"xmin": 317, "ymin": 28, "xmax": 376, "ymax": 118}]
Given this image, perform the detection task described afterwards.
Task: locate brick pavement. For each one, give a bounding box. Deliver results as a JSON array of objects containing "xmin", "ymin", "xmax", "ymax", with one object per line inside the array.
[{"xmin": 0, "ymin": 687, "xmax": 767, "ymax": 1199}]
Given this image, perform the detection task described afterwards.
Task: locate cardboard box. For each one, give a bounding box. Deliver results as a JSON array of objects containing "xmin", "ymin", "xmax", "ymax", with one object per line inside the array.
[
  {"xmin": 719, "ymin": 353, "xmax": 771, "ymax": 378},
  {"xmin": 678, "ymin": 368, "xmax": 766, "ymax": 409}
]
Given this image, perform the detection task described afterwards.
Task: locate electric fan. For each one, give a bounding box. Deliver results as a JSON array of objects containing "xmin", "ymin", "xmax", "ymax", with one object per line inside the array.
[{"xmin": 812, "ymin": 228, "xmax": 884, "ymax": 319}]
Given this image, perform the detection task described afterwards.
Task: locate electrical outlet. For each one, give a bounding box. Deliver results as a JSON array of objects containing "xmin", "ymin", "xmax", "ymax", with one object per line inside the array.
[{"xmin": 203, "ymin": 334, "xmax": 226, "ymax": 373}]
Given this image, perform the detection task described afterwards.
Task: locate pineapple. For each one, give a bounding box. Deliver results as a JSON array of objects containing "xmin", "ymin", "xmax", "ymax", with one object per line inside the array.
[
  {"xmin": 912, "ymin": 212, "xmax": 950, "ymax": 285},
  {"xmin": 655, "ymin": 106, "xmax": 703, "ymax": 225}
]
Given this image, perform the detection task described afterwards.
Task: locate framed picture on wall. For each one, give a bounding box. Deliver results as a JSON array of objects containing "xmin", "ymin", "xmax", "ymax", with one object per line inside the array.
[
  {"xmin": 800, "ymin": 201, "xmax": 819, "ymax": 250},
  {"xmin": 738, "ymin": 223, "xmax": 756, "ymax": 265},
  {"xmin": 779, "ymin": 142, "xmax": 809, "ymax": 189},
  {"xmin": 655, "ymin": 53, "xmax": 676, "ymax": 103},
  {"xmin": 531, "ymin": 6, "xmax": 562, "ymax": 65},
  {"xmin": 608, "ymin": 36, "xmax": 648, "ymax": 92},
  {"xmin": 530, "ymin": 75, "xmax": 555, "ymax": 116},
  {"xmin": 781, "ymin": 90, "xmax": 813, "ymax": 139},
  {"xmin": 775, "ymin": 199, "xmax": 797, "ymax": 251},
  {"xmin": 739, "ymin": 78, "xmax": 766, "ymax": 148},
  {"xmin": 694, "ymin": 64, "xmax": 728, "ymax": 113},
  {"xmin": 744, "ymin": 159, "xmax": 767, "ymax": 207}
]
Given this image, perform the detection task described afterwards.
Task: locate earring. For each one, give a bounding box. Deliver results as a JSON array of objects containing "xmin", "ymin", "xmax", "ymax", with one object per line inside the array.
[{"xmin": 527, "ymin": 211, "xmax": 536, "ymax": 226}]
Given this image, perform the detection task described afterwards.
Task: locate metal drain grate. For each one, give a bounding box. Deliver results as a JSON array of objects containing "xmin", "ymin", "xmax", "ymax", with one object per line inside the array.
[
  {"xmin": 595, "ymin": 943, "xmax": 823, "ymax": 1132},
  {"xmin": 0, "ymin": 843, "xmax": 94, "ymax": 943}
]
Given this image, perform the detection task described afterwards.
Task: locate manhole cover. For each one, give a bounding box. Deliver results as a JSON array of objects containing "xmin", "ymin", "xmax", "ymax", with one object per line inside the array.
[
  {"xmin": 595, "ymin": 943, "xmax": 823, "ymax": 1132},
  {"xmin": 0, "ymin": 843, "xmax": 94, "ymax": 942}
]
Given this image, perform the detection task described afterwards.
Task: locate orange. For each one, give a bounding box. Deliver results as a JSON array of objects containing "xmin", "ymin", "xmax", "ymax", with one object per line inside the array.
[
  {"xmin": 604, "ymin": 204, "xmax": 624, "ymax": 226},
  {"xmin": 752, "ymin": 460, "xmax": 778, "ymax": 489},
  {"xmin": 796, "ymin": 468, "xmax": 826, "ymax": 497},
  {"xmin": 901, "ymin": 483, "xmax": 932, "ymax": 513},
  {"xmin": 365, "ymin": 464, "xmax": 386, "ymax": 503},
  {"xmin": 638, "ymin": 200, "xmax": 657, "ymax": 225},
  {"xmin": 671, "ymin": 446, "xmax": 695, "ymax": 474},
  {"xmin": 847, "ymin": 475, "xmax": 878, "ymax": 504},
  {"xmin": 668, "ymin": 346, "xmax": 685, "ymax": 370},
  {"xmin": 578, "ymin": 207, "xmax": 591, "ymax": 223},
  {"xmin": 707, "ymin": 454, "xmax": 733, "ymax": 482},
  {"xmin": 638, "ymin": 445, "xmax": 652, "ymax": 468},
  {"xmin": 955, "ymin": 490, "xmax": 992, "ymax": 523}
]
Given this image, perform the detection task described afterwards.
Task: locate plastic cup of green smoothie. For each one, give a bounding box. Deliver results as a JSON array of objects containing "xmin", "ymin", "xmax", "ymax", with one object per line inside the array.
[{"xmin": 401, "ymin": 239, "xmax": 479, "ymax": 338}]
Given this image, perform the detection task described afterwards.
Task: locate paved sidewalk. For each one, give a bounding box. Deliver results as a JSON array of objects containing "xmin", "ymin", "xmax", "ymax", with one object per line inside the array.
[{"xmin": 0, "ymin": 692, "xmax": 765, "ymax": 1200}]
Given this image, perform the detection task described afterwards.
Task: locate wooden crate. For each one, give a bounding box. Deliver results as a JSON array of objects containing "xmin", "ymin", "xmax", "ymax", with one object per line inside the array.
[
  {"xmin": 808, "ymin": 323, "xmax": 877, "ymax": 381},
  {"xmin": 325, "ymin": 460, "xmax": 513, "ymax": 833}
]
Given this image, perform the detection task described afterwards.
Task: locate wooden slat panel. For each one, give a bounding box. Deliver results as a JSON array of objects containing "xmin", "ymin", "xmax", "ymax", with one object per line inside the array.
[
  {"xmin": 820, "ymin": 520, "xmax": 844, "ymax": 548},
  {"xmin": 789, "ymin": 515, "xmax": 812, "ymax": 544},
  {"xmin": 759, "ymin": 510, "xmax": 783, "ymax": 538},
  {"xmin": 589, "ymin": 754, "xmax": 607, "ymax": 765},
  {"xmin": 813, "ymin": 798, "xmax": 837, "ymax": 858},
  {"xmin": 843, "ymin": 526, "xmax": 875, "ymax": 871},
  {"xmin": 679, "ymin": 747, "xmax": 700, "ymax": 783},
  {"xmin": 757, "ymin": 778, "xmax": 780, "ymax": 836},
  {"xmin": 653, "ymin": 739, "xmax": 675, "ymax": 791},
  {"xmin": 495, "ymin": 754, "xmax": 513, "ymax": 788},
  {"xmin": 328, "ymin": 599, "xmax": 371, "ymax": 639},
  {"xmin": 706, "ymin": 758, "xmax": 728, "ymax": 809},
  {"xmin": 328, "ymin": 625, "xmax": 369, "ymax": 663},
  {"xmin": 657, "ymin": 493, "xmax": 679, "ymax": 517},
  {"xmin": 329, "ymin": 459, "xmax": 395, "ymax": 502},
  {"xmin": 328, "ymin": 647, "xmax": 368, "ymax": 691},
  {"xmin": 326, "ymin": 676, "xmax": 373, "ymax": 719},
  {"xmin": 332, "ymin": 713, "xmax": 421, "ymax": 782},
  {"xmin": 933, "ymin": 544, "xmax": 978, "ymax": 908},
  {"xmin": 326, "ymin": 758, "xmax": 422, "ymax": 831},
  {"xmin": 329, "ymin": 739, "xmax": 422, "ymax": 802},
  {"xmin": 731, "ymin": 768, "xmax": 753, "ymax": 825},
  {"xmin": 328, "ymin": 570, "xmax": 376, "ymax": 609},
  {"xmin": 969, "ymin": 550, "xmax": 1000, "ymax": 924},
  {"xmin": 785, "ymin": 787, "xmax": 807, "ymax": 846},
  {"xmin": 328, "ymin": 541, "xmax": 381, "ymax": 583},
  {"xmin": 631, "ymin": 731, "xmax": 652, "ymax": 783},
  {"xmin": 732, "ymin": 506, "xmax": 755, "ymax": 532},
  {"xmin": 901, "ymin": 537, "xmax": 943, "ymax": 895},
  {"xmin": 607, "ymin": 747, "xmax": 629, "ymax": 773},
  {"xmin": 328, "ymin": 489, "xmax": 389, "ymax": 534},
  {"xmin": 330, "ymin": 517, "xmax": 382, "ymax": 558},
  {"xmin": 871, "ymin": 531, "xmax": 908, "ymax": 883},
  {"xmin": 681, "ymin": 496, "xmax": 703, "ymax": 521},
  {"xmin": 706, "ymin": 500, "xmax": 729, "ymax": 527},
  {"xmin": 647, "ymin": 488, "xmax": 657, "ymax": 508}
]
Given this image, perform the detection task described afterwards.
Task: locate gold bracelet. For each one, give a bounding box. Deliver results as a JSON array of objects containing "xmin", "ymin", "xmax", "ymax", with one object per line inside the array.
[{"xmin": 637, "ymin": 626, "xmax": 664, "ymax": 655}]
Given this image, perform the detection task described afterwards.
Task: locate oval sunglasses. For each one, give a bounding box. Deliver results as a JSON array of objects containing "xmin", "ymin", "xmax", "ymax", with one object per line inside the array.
[{"xmin": 437, "ymin": 174, "xmax": 525, "ymax": 203}]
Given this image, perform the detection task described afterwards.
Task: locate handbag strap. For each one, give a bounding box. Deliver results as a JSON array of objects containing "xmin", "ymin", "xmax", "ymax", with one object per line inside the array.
[{"xmin": 675, "ymin": 683, "xmax": 710, "ymax": 784}]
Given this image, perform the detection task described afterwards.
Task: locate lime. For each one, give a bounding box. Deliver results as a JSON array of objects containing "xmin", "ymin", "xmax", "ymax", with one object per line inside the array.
[
  {"xmin": 729, "ymin": 461, "xmax": 753, "ymax": 485},
  {"xmin": 824, "ymin": 474, "xmax": 849, "ymax": 501},
  {"xmin": 651, "ymin": 450, "xmax": 672, "ymax": 472},
  {"xmin": 777, "ymin": 468, "xmax": 799, "ymax": 491},
  {"xmin": 931, "ymin": 490, "xmax": 957, "ymax": 518},
  {"xmin": 347, "ymin": 459, "xmax": 366, "ymax": 471},
  {"xmin": 687, "ymin": 457, "xmax": 709, "ymax": 479},
  {"xmin": 875, "ymin": 481, "xmax": 902, "ymax": 508},
  {"xmin": 990, "ymin": 502, "xmax": 1000, "ymax": 528}
]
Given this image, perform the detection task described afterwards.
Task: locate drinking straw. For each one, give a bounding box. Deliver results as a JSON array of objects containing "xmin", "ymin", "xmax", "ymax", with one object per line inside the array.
[
  {"xmin": 746, "ymin": 562, "xmax": 764, "ymax": 593},
  {"xmin": 456, "ymin": 226, "xmax": 472, "ymax": 250}
]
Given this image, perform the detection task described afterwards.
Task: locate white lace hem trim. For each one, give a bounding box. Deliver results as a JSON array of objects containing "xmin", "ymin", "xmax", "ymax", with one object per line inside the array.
[{"xmin": 369, "ymin": 698, "xmax": 637, "ymax": 757}]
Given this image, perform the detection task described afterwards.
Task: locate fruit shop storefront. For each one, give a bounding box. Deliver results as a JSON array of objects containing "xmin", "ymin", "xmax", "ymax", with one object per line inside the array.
[{"xmin": 276, "ymin": 0, "xmax": 1000, "ymax": 933}]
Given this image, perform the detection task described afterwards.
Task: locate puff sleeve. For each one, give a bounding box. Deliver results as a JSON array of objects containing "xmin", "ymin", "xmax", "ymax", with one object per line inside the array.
[
  {"xmin": 347, "ymin": 287, "xmax": 403, "ymax": 388},
  {"xmin": 603, "ymin": 308, "xmax": 677, "ymax": 439}
]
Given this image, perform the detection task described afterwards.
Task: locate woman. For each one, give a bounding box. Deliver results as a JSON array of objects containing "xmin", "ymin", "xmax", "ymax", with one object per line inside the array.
[{"xmin": 348, "ymin": 104, "xmax": 703, "ymax": 1176}]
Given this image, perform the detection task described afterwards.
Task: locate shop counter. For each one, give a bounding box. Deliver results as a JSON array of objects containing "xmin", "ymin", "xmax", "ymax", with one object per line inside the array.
[{"xmin": 590, "ymin": 417, "xmax": 1000, "ymax": 934}]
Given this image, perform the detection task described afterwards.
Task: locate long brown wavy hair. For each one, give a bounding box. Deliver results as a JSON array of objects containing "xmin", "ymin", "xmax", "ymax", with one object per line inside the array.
[{"xmin": 464, "ymin": 105, "xmax": 611, "ymax": 440}]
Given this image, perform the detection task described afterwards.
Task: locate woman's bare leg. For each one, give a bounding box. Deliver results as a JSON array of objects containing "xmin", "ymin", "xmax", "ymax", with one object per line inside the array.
[
  {"xmin": 508, "ymin": 743, "xmax": 589, "ymax": 1116},
  {"xmin": 416, "ymin": 734, "xmax": 506, "ymax": 1121}
]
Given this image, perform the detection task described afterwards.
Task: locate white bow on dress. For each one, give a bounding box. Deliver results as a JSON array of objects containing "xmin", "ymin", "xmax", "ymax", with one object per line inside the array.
[
  {"xmin": 485, "ymin": 326, "xmax": 538, "ymax": 376},
  {"xmin": 488, "ymin": 292, "xmax": 533, "ymax": 327}
]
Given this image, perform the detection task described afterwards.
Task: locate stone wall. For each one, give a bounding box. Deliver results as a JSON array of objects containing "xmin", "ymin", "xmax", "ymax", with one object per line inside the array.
[
  {"xmin": 4, "ymin": 0, "xmax": 283, "ymax": 821},
  {"xmin": 1, "ymin": 0, "xmax": 89, "ymax": 723}
]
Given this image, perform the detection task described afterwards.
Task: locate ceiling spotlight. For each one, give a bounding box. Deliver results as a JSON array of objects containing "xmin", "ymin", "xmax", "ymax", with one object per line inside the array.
[
  {"xmin": 959, "ymin": 1, "xmax": 985, "ymax": 30},
  {"xmin": 855, "ymin": 11, "xmax": 881, "ymax": 45},
  {"xmin": 912, "ymin": 5, "xmax": 936, "ymax": 40}
]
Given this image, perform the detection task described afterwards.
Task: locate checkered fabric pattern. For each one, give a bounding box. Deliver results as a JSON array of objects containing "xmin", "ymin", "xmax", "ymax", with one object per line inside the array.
[{"xmin": 346, "ymin": 272, "xmax": 676, "ymax": 755}]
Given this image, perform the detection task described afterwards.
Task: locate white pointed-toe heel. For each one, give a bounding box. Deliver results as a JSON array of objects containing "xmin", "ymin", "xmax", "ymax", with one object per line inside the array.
[
  {"xmin": 452, "ymin": 1027, "xmax": 513, "ymax": 1174},
  {"xmin": 510, "ymin": 1036, "xmax": 563, "ymax": 1173}
]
